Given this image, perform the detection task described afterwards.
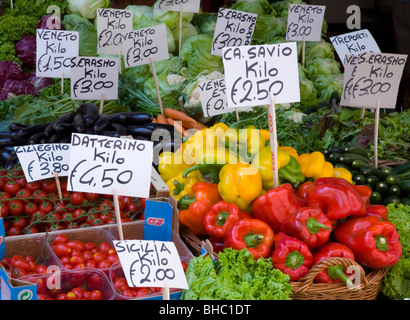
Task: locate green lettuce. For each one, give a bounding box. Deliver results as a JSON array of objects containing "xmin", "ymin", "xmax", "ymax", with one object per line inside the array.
[
  {"xmin": 272, "ymin": 0, "xmax": 307, "ymax": 16},
  {"xmin": 152, "ymin": 0, "xmax": 194, "ymax": 29},
  {"xmin": 314, "ymin": 73, "xmax": 344, "ymax": 102},
  {"xmin": 381, "ymin": 204, "xmax": 410, "ymax": 299},
  {"xmin": 181, "ymin": 248, "xmax": 292, "ymax": 300},
  {"xmin": 306, "ymin": 57, "xmax": 341, "ymax": 81},
  {"xmin": 252, "ymin": 15, "xmax": 287, "ymax": 44},
  {"xmin": 299, "ymin": 78, "xmax": 319, "ymax": 107},
  {"xmin": 172, "ymin": 21, "xmax": 199, "ymax": 50},
  {"xmin": 62, "ymin": 14, "xmax": 98, "ymax": 56},
  {"xmin": 305, "ymin": 40, "xmax": 335, "ymax": 61},
  {"xmin": 125, "ymin": 5, "xmax": 154, "ymax": 25},
  {"xmin": 67, "ymin": 0, "xmax": 110, "ymax": 20},
  {"xmin": 232, "ymin": 0, "xmax": 275, "ymax": 16},
  {"xmin": 192, "ymin": 12, "xmax": 217, "ymax": 36}
]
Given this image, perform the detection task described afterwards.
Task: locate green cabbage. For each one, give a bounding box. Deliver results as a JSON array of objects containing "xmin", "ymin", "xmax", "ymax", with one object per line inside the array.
[
  {"xmin": 191, "ymin": 12, "xmax": 217, "ymax": 36},
  {"xmin": 123, "ymin": 64, "xmax": 151, "ymax": 91},
  {"xmin": 62, "ymin": 14, "xmax": 98, "ymax": 56},
  {"xmin": 232, "ymin": 0, "xmax": 275, "ymax": 16},
  {"xmin": 125, "ymin": 5, "xmax": 153, "ymax": 25},
  {"xmin": 152, "ymin": 0, "xmax": 194, "ymax": 29},
  {"xmin": 67, "ymin": 0, "xmax": 110, "ymax": 20},
  {"xmin": 299, "ymin": 78, "xmax": 319, "ymax": 107},
  {"xmin": 272, "ymin": 0, "xmax": 307, "ymax": 16},
  {"xmin": 181, "ymin": 248, "xmax": 292, "ymax": 300},
  {"xmin": 305, "ymin": 40, "xmax": 335, "ymax": 61},
  {"xmin": 252, "ymin": 15, "xmax": 287, "ymax": 44},
  {"xmin": 306, "ymin": 57, "xmax": 341, "ymax": 81},
  {"xmin": 180, "ymin": 34, "xmax": 224, "ymax": 77},
  {"xmin": 313, "ymin": 73, "xmax": 344, "ymax": 102},
  {"xmin": 172, "ymin": 21, "xmax": 199, "ymax": 51}
]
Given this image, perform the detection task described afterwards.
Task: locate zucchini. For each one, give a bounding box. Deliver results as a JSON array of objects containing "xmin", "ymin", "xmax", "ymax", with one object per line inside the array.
[
  {"xmin": 370, "ymin": 191, "xmax": 382, "ymax": 204},
  {"xmin": 343, "ymin": 144, "xmax": 369, "ymax": 158},
  {"xmin": 334, "ymin": 163, "xmax": 351, "ymax": 170},
  {"xmin": 391, "ymin": 161, "xmax": 410, "ymax": 175},
  {"xmin": 360, "ymin": 164, "xmax": 378, "ymax": 176},
  {"xmin": 378, "ymin": 167, "xmax": 392, "ymax": 180},
  {"xmin": 366, "ymin": 175, "xmax": 379, "ymax": 186},
  {"xmin": 351, "ymin": 159, "xmax": 368, "ymax": 170},
  {"xmin": 324, "ymin": 146, "xmax": 344, "ymax": 157},
  {"xmin": 375, "ymin": 181, "xmax": 389, "ymax": 194},
  {"xmin": 338, "ymin": 153, "xmax": 370, "ymax": 165},
  {"xmin": 400, "ymin": 197, "xmax": 410, "ymax": 205},
  {"xmin": 397, "ymin": 180, "xmax": 410, "ymax": 193},
  {"xmin": 354, "ymin": 174, "xmax": 366, "ymax": 185},
  {"xmin": 389, "ymin": 185, "xmax": 401, "ymax": 196},
  {"xmin": 328, "ymin": 153, "xmax": 342, "ymax": 164},
  {"xmin": 383, "ymin": 195, "xmax": 400, "ymax": 206},
  {"xmin": 350, "ymin": 170, "xmax": 360, "ymax": 178},
  {"xmin": 385, "ymin": 174, "xmax": 401, "ymax": 187}
]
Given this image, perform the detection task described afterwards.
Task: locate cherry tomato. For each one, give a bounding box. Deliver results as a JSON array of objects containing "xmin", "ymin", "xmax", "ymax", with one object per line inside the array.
[
  {"xmin": 56, "ymin": 293, "xmax": 67, "ymax": 300},
  {"xmin": 65, "ymin": 291, "xmax": 77, "ymax": 300},
  {"xmin": 67, "ymin": 240, "xmax": 86, "ymax": 252},
  {"xmin": 98, "ymin": 242, "xmax": 113, "ymax": 253},
  {"xmin": 7, "ymin": 226, "xmax": 22, "ymax": 236},
  {"xmin": 41, "ymin": 179, "xmax": 57, "ymax": 194},
  {"xmin": 15, "ymin": 188, "xmax": 32, "ymax": 201},
  {"xmin": 85, "ymin": 260, "xmax": 97, "ymax": 268},
  {"xmin": 70, "ymin": 255, "xmax": 86, "ymax": 266},
  {"xmin": 106, "ymin": 254, "xmax": 119, "ymax": 264},
  {"xmin": 7, "ymin": 199, "xmax": 24, "ymax": 216},
  {"xmin": 84, "ymin": 192, "xmax": 99, "ymax": 201},
  {"xmin": 0, "ymin": 202, "xmax": 9, "ymax": 217},
  {"xmin": 92, "ymin": 251, "xmax": 106, "ymax": 263},
  {"xmin": 32, "ymin": 189, "xmax": 47, "ymax": 204},
  {"xmin": 121, "ymin": 289, "xmax": 134, "ymax": 298},
  {"xmin": 60, "ymin": 256, "xmax": 70, "ymax": 265},
  {"xmin": 84, "ymin": 242, "xmax": 97, "ymax": 251},
  {"xmin": 54, "ymin": 234, "xmax": 69, "ymax": 244},
  {"xmin": 53, "ymin": 243, "xmax": 72, "ymax": 257},
  {"xmin": 71, "ymin": 192, "xmax": 85, "ymax": 206},
  {"xmin": 82, "ymin": 250, "xmax": 94, "ymax": 261},
  {"xmin": 23, "ymin": 201, "xmax": 38, "ymax": 216},
  {"xmin": 11, "ymin": 217, "xmax": 28, "ymax": 229},
  {"xmin": 97, "ymin": 259, "xmax": 112, "ymax": 269},
  {"xmin": 135, "ymin": 288, "xmax": 151, "ymax": 297},
  {"xmin": 114, "ymin": 278, "xmax": 129, "ymax": 291},
  {"xmin": 23, "ymin": 226, "xmax": 39, "ymax": 234},
  {"xmin": 88, "ymin": 290, "xmax": 103, "ymax": 300},
  {"xmin": 39, "ymin": 201, "xmax": 53, "ymax": 214},
  {"xmin": 35, "ymin": 265, "xmax": 49, "ymax": 274},
  {"xmin": 0, "ymin": 191, "xmax": 11, "ymax": 200},
  {"xmin": 25, "ymin": 181, "xmax": 41, "ymax": 192},
  {"xmin": 71, "ymin": 287, "xmax": 84, "ymax": 300},
  {"xmin": 4, "ymin": 180, "xmax": 20, "ymax": 197}
]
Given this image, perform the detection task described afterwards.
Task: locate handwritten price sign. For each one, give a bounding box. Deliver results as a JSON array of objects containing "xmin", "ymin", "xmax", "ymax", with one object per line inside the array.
[
  {"xmin": 70, "ymin": 57, "xmax": 119, "ymax": 100},
  {"xmin": 347, "ymin": 52, "xmax": 407, "ymax": 109},
  {"xmin": 122, "ymin": 24, "xmax": 169, "ymax": 68},
  {"xmin": 113, "ymin": 239, "xmax": 189, "ymax": 289},
  {"xmin": 286, "ymin": 4, "xmax": 325, "ymax": 42},
  {"xmin": 222, "ymin": 42, "xmax": 300, "ymax": 108},
  {"xmin": 36, "ymin": 29, "xmax": 79, "ymax": 78},
  {"xmin": 96, "ymin": 8, "xmax": 133, "ymax": 55},
  {"xmin": 155, "ymin": 0, "xmax": 200, "ymax": 13},
  {"xmin": 67, "ymin": 133, "xmax": 153, "ymax": 198},
  {"xmin": 14, "ymin": 144, "xmax": 71, "ymax": 182}
]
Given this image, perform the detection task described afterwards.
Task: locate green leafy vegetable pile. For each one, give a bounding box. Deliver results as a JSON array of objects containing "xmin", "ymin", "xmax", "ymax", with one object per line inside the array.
[
  {"xmin": 381, "ymin": 203, "xmax": 410, "ymax": 299},
  {"xmin": 181, "ymin": 248, "xmax": 292, "ymax": 300}
]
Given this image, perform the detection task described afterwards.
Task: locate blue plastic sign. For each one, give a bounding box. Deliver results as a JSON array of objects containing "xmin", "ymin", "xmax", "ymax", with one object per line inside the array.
[{"xmin": 144, "ymin": 200, "xmax": 173, "ymax": 242}]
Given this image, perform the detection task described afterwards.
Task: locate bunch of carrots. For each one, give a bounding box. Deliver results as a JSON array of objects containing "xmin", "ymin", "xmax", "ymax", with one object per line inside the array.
[{"xmin": 152, "ymin": 108, "xmax": 207, "ymax": 136}]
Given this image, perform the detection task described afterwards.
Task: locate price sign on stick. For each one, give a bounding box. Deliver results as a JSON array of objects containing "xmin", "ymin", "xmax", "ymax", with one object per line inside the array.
[
  {"xmin": 122, "ymin": 24, "xmax": 170, "ymax": 68},
  {"xmin": 285, "ymin": 4, "xmax": 325, "ymax": 42},
  {"xmin": 70, "ymin": 57, "xmax": 119, "ymax": 100},
  {"xmin": 211, "ymin": 8, "xmax": 257, "ymax": 56},
  {"xmin": 330, "ymin": 29, "xmax": 381, "ymax": 66},
  {"xmin": 96, "ymin": 8, "xmax": 133, "ymax": 55},
  {"xmin": 67, "ymin": 133, "xmax": 153, "ymax": 198},
  {"xmin": 155, "ymin": 0, "xmax": 200, "ymax": 12},
  {"xmin": 36, "ymin": 29, "xmax": 79, "ymax": 78},
  {"xmin": 113, "ymin": 239, "xmax": 189, "ymax": 289},
  {"xmin": 340, "ymin": 54, "xmax": 358, "ymax": 107},
  {"xmin": 14, "ymin": 144, "xmax": 71, "ymax": 182},
  {"xmin": 223, "ymin": 42, "xmax": 300, "ymax": 108},
  {"xmin": 198, "ymin": 78, "xmax": 251, "ymax": 117},
  {"xmin": 348, "ymin": 52, "xmax": 408, "ymax": 109}
]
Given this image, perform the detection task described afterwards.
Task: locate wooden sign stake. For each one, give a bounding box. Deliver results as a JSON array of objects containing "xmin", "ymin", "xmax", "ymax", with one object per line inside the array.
[
  {"xmin": 54, "ymin": 173, "xmax": 63, "ymax": 203},
  {"xmin": 163, "ymin": 281, "xmax": 170, "ymax": 300},
  {"xmin": 374, "ymin": 100, "xmax": 380, "ymax": 169},
  {"xmin": 61, "ymin": 73, "xmax": 64, "ymax": 94},
  {"xmin": 150, "ymin": 58, "xmax": 164, "ymax": 115},
  {"xmin": 113, "ymin": 189, "xmax": 124, "ymax": 241},
  {"xmin": 179, "ymin": 4, "xmax": 183, "ymax": 58},
  {"xmin": 99, "ymin": 93, "xmax": 105, "ymax": 114},
  {"xmin": 118, "ymin": 49, "xmax": 122, "ymax": 75},
  {"xmin": 302, "ymin": 35, "xmax": 306, "ymax": 67},
  {"xmin": 268, "ymin": 93, "xmax": 279, "ymax": 188},
  {"xmin": 235, "ymin": 108, "xmax": 240, "ymax": 121},
  {"xmin": 360, "ymin": 107, "xmax": 365, "ymax": 119}
]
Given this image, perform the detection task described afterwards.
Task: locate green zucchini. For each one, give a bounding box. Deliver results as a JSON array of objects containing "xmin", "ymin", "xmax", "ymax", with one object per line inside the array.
[
  {"xmin": 354, "ymin": 174, "xmax": 366, "ymax": 185},
  {"xmin": 360, "ymin": 164, "xmax": 378, "ymax": 177},
  {"xmin": 343, "ymin": 144, "xmax": 369, "ymax": 158},
  {"xmin": 376, "ymin": 181, "xmax": 389, "ymax": 194},
  {"xmin": 397, "ymin": 180, "xmax": 410, "ymax": 193},
  {"xmin": 385, "ymin": 174, "xmax": 401, "ymax": 187},
  {"xmin": 324, "ymin": 146, "xmax": 344, "ymax": 157},
  {"xmin": 391, "ymin": 161, "xmax": 410, "ymax": 175},
  {"xmin": 338, "ymin": 153, "xmax": 370, "ymax": 165},
  {"xmin": 370, "ymin": 191, "xmax": 382, "ymax": 204},
  {"xmin": 366, "ymin": 175, "xmax": 379, "ymax": 186},
  {"xmin": 334, "ymin": 163, "xmax": 351, "ymax": 170},
  {"xmin": 389, "ymin": 185, "xmax": 401, "ymax": 196},
  {"xmin": 378, "ymin": 167, "xmax": 392, "ymax": 180},
  {"xmin": 383, "ymin": 195, "xmax": 400, "ymax": 206},
  {"xmin": 351, "ymin": 159, "xmax": 369, "ymax": 170},
  {"xmin": 329, "ymin": 153, "xmax": 343, "ymax": 164}
]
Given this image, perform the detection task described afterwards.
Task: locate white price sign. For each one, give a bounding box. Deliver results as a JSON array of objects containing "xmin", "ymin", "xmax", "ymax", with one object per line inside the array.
[
  {"xmin": 155, "ymin": 0, "xmax": 200, "ymax": 13},
  {"xmin": 211, "ymin": 8, "xmax": 257, "ymax": 56},
  {"xmin": 70, "ymin": 57, "xmax": 119, "ymax": 100},
  {"xmin": 330, "ymin": 29, "xmax": 381, "ymax": 66},
  {"xmin": 113, "ymin": 239, "xmax": 189, "ymax": 289},
  {"xmin": 96, "ymin": 8, "xmax": 133, "ymax": 55},
  {"xmin": 286, "ymin": 4, "xmax": 325, "ymax": 42},
  {"xmin": 67, "ymin": 133, "xmax": 153, "ymax": 198},
  {"xmin": 122, "ymin": 24, "xmax": 170, "ymax": 68},
  {"xmin": 198, "ymin": 78, "xmax": 251, "ymax": 117},
  {"xmin": 222, "ymin": 42, "xmax": 300, "ymax": 108},
  {"xmin": 14, "ymin": 144, "xmax": 71, "ymax": 182},
  {"xmin": 36, "ymin": 29, "xmax": 79, "ymax": 78},
  {"xmin": 347, "ymin": 52, "xmax": 407, "ymax": 109}
]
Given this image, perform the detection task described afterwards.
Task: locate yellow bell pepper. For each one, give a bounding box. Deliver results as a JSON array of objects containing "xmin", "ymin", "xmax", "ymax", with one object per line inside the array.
[
  {"xmin": 296, "ymin": 152, "xmax": 325, "ymax": 179},
  {"xmin": 333, "ymin": 167, "xmax": 353, "ymax": 184},
  {"xmin": 317, "ymin": 161, "xmax": 335, "ymax": 179},
  {"xmin": 259, "ymin": 129, "xmax": 270, "ymax": 141},
  {"xmin": 218, "ymin": 163, "xmax": 262, "ymax": 212},
  {"xmin": 166, "ymin": 171, "xmax": 202, "ymax": 201},
  {"xmin": 158, "ymin": 151, "xmax": 191, "ymax": 182},
  {"xmin": 279, "ymin": 146, "xmax": 299, "ymax": 160}
]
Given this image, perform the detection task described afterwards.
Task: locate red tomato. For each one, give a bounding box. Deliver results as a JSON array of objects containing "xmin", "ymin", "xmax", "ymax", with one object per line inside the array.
[
  {"xmin": 70, "ymin": 255, "xmax": 86, "ymax": 266},
  {"xmin": 15, "ymin": 188, "xmax": 32, "ymax": 201},
  {"xmin": 92, "ymin": 251, "xmax": 106, "ymax": 263},
  {"xmin": 0, "ymin": 191, "xmax": 11, "ymax": 200},
  {"xmin": 70, "ymin": 248, "xmax": 83, "ymax": 257},
  {"xmin": 7, "ymin": 199, "xmax": 24, "ymax": 216},
  {"xmin": 56, "ymin": 293, "xmax": 67, "ymax": 300},
  {"xmin": 84, "ymin": 192, "xmax": 99, "ymax": 201},
  {"xmin": 23, "ymin": 202, "xmax": 38, "ymax": 216},
  {"xmin": 35, "ymin": 265, "xmax": 49, "ymax": 274},
  {"xmin": 135, "ymin": 288, "xmax": 151, "ymax": 297},
  {"xmin": 99, "ymin": 212, "xmax": 113, "ymax": 222},
  {"xmin": 71, "ymin": 192, "xmax": 85, "ymax": 206},
  {"xmin": 85, "ymin": 260, "xmax": 97, "ymax": 268},
  {"xmin": 10, "ymin": 258, "xmax": 31, "ymax": 271},
  {"xmin": 31, "ymin": 189, "xmax": 47, "ymax": 204},
  {"xmin": 121, "ymin": 289, "xmax": 134, "ymax": 298},
  {"xmin": 106, "ymin": 254, "xmax": 119, "ymax": 264},
  {"xmin": 88, "ymin": 290, "xmax": 103, "ymax": 300},
  {"xmin": 98, "ymin": 242, "xmax": 113, "ymax": 253},
  {"xmin": 71, "ymin": 287, "xmax": 84, "ymax": 300},
  {"xmin": 114, "ymin": 278, "xmax": 129, "ymax": 291},
  {"xmin": 65, "ymin": 291, "xmax": 77, "ymax": 300},
  {"xmin": 41, "ymin": 179, "xmax": 57, "ymax": 194},
  {"xmin": 73, "ymin": 263, "xmax": 85, "ymax": 269},
  {"xmin": 71, "ymin": 208, "xmax": 86, "ymax": 222},
  {"xmin": 7, "ymin": 226, "xmax": 22, "ymax": 236},
  {"xmin": 39, "ymin": 201, "xmax": 53, "ymax": 214},
  {"xmin": 67, "ymin": 240, "xmax": 86, "ymax": 252},
  {"xmin": 97, "ymin": 259, "xmax": 112, "ymax": 269},
  {"xmin": 23, "ymin": 226, "xmax": 39, "ymax": 235},
  {"xmin": 0, "ymin": 202, "xmax": 9, "ymax": 217},
  {"xmin": 83, "ymin": 291, "xmax": 91, "ymax": 300},
  {"xmin": 4, "ymin": 180, "xmax": 20, "ymax": 197},
  {"xmin": 54, "ymin": 234, "xmax": 69, "ymax": 244},
  {"xmin": 31, "ymin": 209, "xmax": 46, "ymax": 222},
  {"xmin": 59, "ymin": 256, "xmax": 70, "ymax": 265},
  {"xmin": 25, "ymin": 181, "xmax": 41, "ymax": 192},
  {"xmin": 53, "ymin": 243, "xmax": 72, "ymax": 257},
  {"xmin": 82, "ymin": 250, "xmax": 94, "ymax": 261},
  {"xmin": 59, "ymin": 179, "xmax": 68, "ymax": 192},
  {"xmin": 98, "ymin": 200, "xmax": 113, "ymax": 212},
  {"xmin": 84, "ymin": 242, "xmax": 97, "ymax": 251},
  {"xmin": 11, "ymin": 217, "xmax": 28, "ymax": 229}
]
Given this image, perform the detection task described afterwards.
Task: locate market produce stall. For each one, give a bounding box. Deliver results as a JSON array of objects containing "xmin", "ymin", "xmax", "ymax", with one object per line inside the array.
[{"xmin": 0, "ymin": 0, "xmax": 409, "ymax": 302}]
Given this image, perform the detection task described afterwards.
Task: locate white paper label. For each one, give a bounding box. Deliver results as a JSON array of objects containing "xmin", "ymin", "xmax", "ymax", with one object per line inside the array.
[
  {"xmin": 155, "ymin": 0, "xmax": 201, "ymax": 13},
  {"xmin": 286, "ymin": 4, "xmax": 325, "ymax": 42}
]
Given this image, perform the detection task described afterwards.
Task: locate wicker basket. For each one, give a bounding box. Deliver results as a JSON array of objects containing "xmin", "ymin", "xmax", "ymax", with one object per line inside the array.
[
  {"xmin": 290, "ymin": 257, "xmax": 387, "ymax": 300},
  {"xmin": 179, "ymin": 226, "xmax": 387, "ymax": 300}
]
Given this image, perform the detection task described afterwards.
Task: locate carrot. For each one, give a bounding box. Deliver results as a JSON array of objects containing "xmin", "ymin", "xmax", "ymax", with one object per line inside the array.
[
  {"xmin": 157, "ymin": 114, "xmax": 168, "ymax": 124},
  {"xmin": 164, "ymin": 108, "xmax": 207, "ymax": 130},
  {"xmin": 151, "ymin": 118, "xmax": 157, "ymax": 123},
  {"xmin": 167, "ymin": 117, "xmax": 186, "ymax": 136}
]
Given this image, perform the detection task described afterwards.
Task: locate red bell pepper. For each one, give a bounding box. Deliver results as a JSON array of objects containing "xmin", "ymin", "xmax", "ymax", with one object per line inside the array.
[
  {"xmin": 295, "ymin": 181, "xmax": 314, "ymax": 200},
  {"xmin": 351, "ymin": 185, "xmax": 372, "ymax": 204},
  {"xmin": 270, "ymin": 232, "xmax": 313, "ymax": 281},
  {"xmin": 365, "ymin": 204, "xmax": 388, "ymax": 221},
  {"xmin": 312, "ymin": 242, "xmax": 355, "ymax": 285},
  {"xmin": 280, "ymin": 207, "xmax": 332, "ymax": 250},
  {"xmin": 178, "ymin": 182, "xmax": 222, "ymax": 235},
  {"xmin": 335, "ymin": 216, "xmax": 402, "ymax": 269},
  {"xmin": 224, "ymin": 218, "xmax": 274, "ymax": 260},
  {"xmin": 203, "ymin": 201, "xmax": 252, "ymax": 240},
  {"xmin": 306, "ymin": 177, "xmax": 366, "ymax": 221},
  {"xmin": 252, "ymin": 183, "xmax": 307, "ymax": 233}
]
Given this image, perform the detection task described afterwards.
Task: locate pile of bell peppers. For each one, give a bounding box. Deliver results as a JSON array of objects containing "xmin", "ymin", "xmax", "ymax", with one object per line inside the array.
[{"xmin": 158, "ymin": 124, "xmax": 402, "ymax": 284}]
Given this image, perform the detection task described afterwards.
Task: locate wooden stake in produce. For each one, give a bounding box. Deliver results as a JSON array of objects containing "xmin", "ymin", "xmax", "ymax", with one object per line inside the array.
[
  {"xmin": 268, "ymin": 92, "xmax": 279, "ymax": 188},
  {"xmin": 61, "ymin": 73, "xmax": 64, "ymax": 94},
  {"xmin": 235, "ymin": 108, "xmax": 240, "ymax": 121},
  {"xmin": 99, "ymin": 93, "xmax": 105, "ymax": 114},
  {"xmin": 113, "ymin": 189, "xmax": 124, "ymax": 241},
  {"xmin": 360, "ymin": 107, "xmax": 365, "ymax": 119},
  {"xmin": 163, "ymin": 281, "xmax": 170, "ymax": 300},
  {"xmin": 179, "ymin": 4, "xmax": 183, "ymax": 59},
  {"xmin": 150, "ymin": 58, "xmax": 164, "ymax": 115},
  {"xmin": 54, "ymin": 172, "xmax": 63, "ymax": 203},
  {"xmin": 374, "ymin": 100, "xmax": 381, "ymax": 169},
  {"xmin": 302, "ymin": 35, "xmax": 306, "ymax": 67}
]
